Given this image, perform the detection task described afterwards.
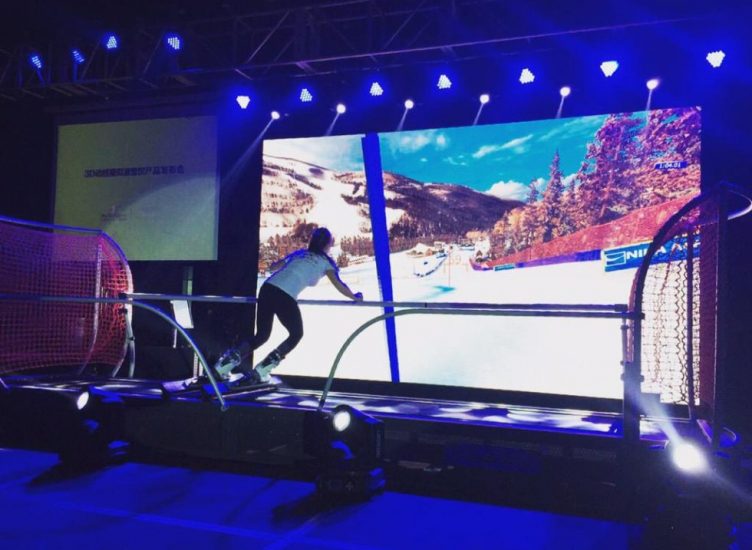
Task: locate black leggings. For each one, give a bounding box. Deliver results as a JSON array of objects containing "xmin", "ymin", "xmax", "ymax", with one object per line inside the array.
[{"xmin": 239, "ymin": 283, "xmax": 302, "ymax": 369}]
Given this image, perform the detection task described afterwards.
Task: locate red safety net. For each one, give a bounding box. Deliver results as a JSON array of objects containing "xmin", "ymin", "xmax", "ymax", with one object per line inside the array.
[
  {"xmin": 0, "ymin": 217, "xmax": 133, "ymax": 375},
  {"xmin": 630, "ymin": 194, "xmax": 720, "ymax": 406}
]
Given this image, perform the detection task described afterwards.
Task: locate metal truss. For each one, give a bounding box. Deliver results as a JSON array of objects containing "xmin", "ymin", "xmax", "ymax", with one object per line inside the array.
[{"xmin": 0, "ymin": 0, "xmax": 725, "ymax": 101}]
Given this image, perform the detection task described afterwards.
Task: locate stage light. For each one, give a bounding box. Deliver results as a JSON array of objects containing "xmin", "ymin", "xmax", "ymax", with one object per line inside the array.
[
  {"xmin": 404, "ymin": 99, "xmax": 414, "ymax": 110},
  {"xmin": 72, "ymin": 49, "xmax": 85, "ymax": 64},
  {"xmin": 519, "ymin": 68, "xmax": 535, "ymax": 84},
  {"xmin": 671, "ymin": 442, "xmax": 708, "ymax": 474},
  {"xmin": 300, "ymin": 87, "xmax": 313, "ymax": 102},
  {"xmin": 76, "ymin": 391, "xmax": 90, "ymax": 411},
  {"xmin": 560, "ymin": 86, "xmax": 571, "ymax": 97},
  {"xmin": 479, "ymin": 93, "xmax": 490, "ymax": 104},
  {"xmin": 236, "ymin": 95, "xmax": 251, "ymax": 109},
  {"xmin": 600, "ymin": 60, "xmax": 619, "ymax": 77},
  {"xmin": 333, "ymin": 409, "xmax": 352, "ymax": 432},
  {"xmin": 646, "ymin": 78, "xmax": 660, "ymax": 90},
  {"xmin": 303, "ymin": 406, "xmax": 386, "ymax": 498},
  {"xmin": 369, "ymin": 81, "xmax": 384, "ymax": 96},
  {"xmin": 305, "ymin": 405, "xmax": 384, "ymax": 462},
  {"xmin": 104, "ymin": 34, "xmax": 119, "ymax": 50},
  {"xmin": 271, "ymin": 110, "xmax": 280, "ymax": 120},
  {"xmin": 29, "ymin": 54, "xmax": 43, "ymax": 70},
  {"xmin": 336, "ymin": 103, "xmax": 346, "ymax": 114},
  {"xmin": 437, "ymin": 74, "xmax": 452, "ymax": 90},
  {"xmin": 166, "ymin": 34, "xmax": 182, "ymax": 51},
  {"xmin": 706, "ymin": 50, "xmax": 725, "ymax": 68}
]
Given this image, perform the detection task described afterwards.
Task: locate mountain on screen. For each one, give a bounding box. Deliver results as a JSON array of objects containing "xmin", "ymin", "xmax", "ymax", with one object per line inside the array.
[{"xmin": 260, "ymin": 155, "xmax": 521, "ymax": 252}]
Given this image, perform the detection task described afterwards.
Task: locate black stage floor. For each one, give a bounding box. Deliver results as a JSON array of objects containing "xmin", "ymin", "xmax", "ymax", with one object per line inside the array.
[{"xmin": 4, "ymin": 374, "xmax": 711, "ymax": 453}]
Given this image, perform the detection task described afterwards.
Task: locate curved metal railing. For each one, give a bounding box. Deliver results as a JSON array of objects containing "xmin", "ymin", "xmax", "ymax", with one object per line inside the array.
[
  {"xmin": 626, "ymin": 182, "xmax": 752, "ymax": 445},
  {"xmin": 0, "ymin": 292, "xmax": 630, "ymax": 415},
  {"xmin": 0, "ymin": 293, "xmax": 226, "ymax": 411},
  {"xmin": 315, "ymin": 304, "xmax": 631, "ymax": 410}
]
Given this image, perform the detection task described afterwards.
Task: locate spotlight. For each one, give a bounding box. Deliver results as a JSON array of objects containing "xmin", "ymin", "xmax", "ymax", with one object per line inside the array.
[
  {"xmin": 706, "ymin": 50, "xmax": 726, "ymax": 68},
  {"xmin": 166, "ymin": 34, "xmax": 182, "ymax": 51},
  {"xmin": 104, "ymin": 34, "xmax": 119, "ymax": 50},
  {"xmin": 671, "ymin": 442, "xmax": 708, "ymax": 474},
  {"xmin": 646, "ymin": 78, "xmax": 660, "ymax": 90},
  {"xmin": 479, "ymin": 93, "xmax": 490, "ymax": 104},
  {"xmin": 29, "ymin": 54, "xmax": 43, "ymax": 70},
  {"xmin": 300, "ymin": 87, "xmax": 313, "ymax": 102},
  {"xmin": 333, "ymin": 409, "xmax": 352, "ymax": 432},
  {"xmin": 305, "ymin": 405, "xmax": 384, "ymax": 463},
  {"xmin": 369, "ymin": 81, "xmax": 384, "ymax": 96},
  {"xmin": 270, "ymin": 110, "xmax": 280, "ymax": 120},
  {"xmin": 437, "ymin": 74, "xmax": 452, "ymax": 90},
  {"xmin": 304, "ymin": 406, "xmax": 386, "ymax": 499},
  {"xmin": 404, "ymin": 99, "xmax": 414, "ymax": 110},
  {"xmin": 600, "ymin": 60, "xmax": 619, "ymax": 77},
  {"xmin": 72, "ymin": 49, "xmax": 85, "ymax": 64},
  {"xmin": 336, "ymin": 103, "xmax": 346, "ymax": 114},
  {"xmin": 236, "ymin": 95, "xmax": 251, "ymax": 109},
  {"xmin": 0, "ymin": 386, "xmax": 119, "ymax": 466},
  {"xmin": 519, "ymin": 68, "xmax": 535, "ymax": 84},
  {"xmin": 560, "ymin": 86, "xmax": 571, "ymax": 97},
  {"xmin": 76, "ymin": 391, "xmax": 90, "ymax": 411}
]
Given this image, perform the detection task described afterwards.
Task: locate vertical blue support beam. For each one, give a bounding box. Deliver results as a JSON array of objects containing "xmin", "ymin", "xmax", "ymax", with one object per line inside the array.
[{"xmin": 362, "ymin": 133, "xmax": 400, "ymax": 382}]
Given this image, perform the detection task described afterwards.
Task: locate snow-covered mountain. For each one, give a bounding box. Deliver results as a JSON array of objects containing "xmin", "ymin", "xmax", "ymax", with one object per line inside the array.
[
  {"xmin": 260, "ymin": 155, "xmax": 369, "ymax": 243},
  {"xmin": 380, "ymin": 171, "xmax": 523, "ymax": 240},
  {"xmin": 260, "ymin": 155, "xmax": 522, "ymax": 244}
]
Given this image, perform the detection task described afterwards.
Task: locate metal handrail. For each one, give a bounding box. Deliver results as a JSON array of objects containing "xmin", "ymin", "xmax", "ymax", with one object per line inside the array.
[
  {"xmin": 0, "ymin": 293, "xmax": 226, "ymax": 411},
  {"xmin": 318, "ymin": 306, "xmax": 633, "ymax": 410},
  {"xmin": 128, "ymin": 292, "xmax": 627, "ymax": 312}
]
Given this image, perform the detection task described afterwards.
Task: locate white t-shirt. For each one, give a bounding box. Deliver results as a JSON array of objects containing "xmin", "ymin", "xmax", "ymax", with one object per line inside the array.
[{"xmin": 265, "ymin": 250, "xmax": 337, "ymax": 299}]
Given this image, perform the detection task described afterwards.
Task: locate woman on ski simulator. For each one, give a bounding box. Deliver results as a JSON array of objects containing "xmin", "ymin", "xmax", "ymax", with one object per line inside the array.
[{"xmin": 215, "ymin": 227, "xmax": 363, "ymax": 386}]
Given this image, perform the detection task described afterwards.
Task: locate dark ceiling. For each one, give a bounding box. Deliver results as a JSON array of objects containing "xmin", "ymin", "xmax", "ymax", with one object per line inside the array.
[
  {"xmin": 0, "ymin": 0, "xmax": 740, "ymax": 47},
  {"xmin": 0, "ymin": 0, "xmax": 746, "ymax": 104}
]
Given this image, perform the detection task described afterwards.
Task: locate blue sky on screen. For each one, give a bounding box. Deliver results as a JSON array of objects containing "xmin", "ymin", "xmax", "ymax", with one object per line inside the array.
[
  {"xmin": 263, "ymin": 133, "xmax": 365, "ymax": 172},
  {"xmin": 261, "ymin": 112, "xmax": 654, "ymax": 202},
  {"xmin": 379, "ymin": 113, "xmax": 610, "ymax": 201}
]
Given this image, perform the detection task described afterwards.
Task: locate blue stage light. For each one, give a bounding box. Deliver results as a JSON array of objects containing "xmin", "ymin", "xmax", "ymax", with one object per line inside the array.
[
  {"xmin": 436, "ymin": 74, "xmax": 452, "ymax": 89},
  {"xmin": 369, "ymin": 82, "xmax": 384, "ymax": 96},
  {"xmin": 336, "ymin": 103, "xmax": 347, "ymax": 114},
  {"xmin": 72, "ymin": 49, "xmax": 85, "ymax": 64},
  {"xmin": 519, "ymin": 68, "xmax": 535, "ymax": 84},
  {"xmin": 404, "ymin": 99, "xmax": 414, "ymax": 110},
  {"xmin": 600, "ymin": 60, "xmax": 619, "ymax": 77},
  {"xmin": 479, "ymin": 93, "xmax": 490, "ymax": 104},
  {"xmin": 29, "ymin": 54, "xmax": 43, "ymax": 70},
  {"xmin": 706, "ymin": 50, "xmax": 725, "ymax": 68},
  {"xmin": 166, "ymin": 35, "xmax": 182, "ymax": 51},
  {"xmin": 300, "ymin": 87, "xmax": 313, "ymax": 102},
  {"xmin": 105, "ymin": 34, "xmax": 119, "ymax": 50},
  {"xmin": 271, "ymin": 111, "xmax": 280, "ymax": 120},
  {"xmin": 559, "ymin": 86, "xmax": 571, "ymax": 98},
  {"xmin": 236, "ymin": 95, "xmax": 251, "ymax": 109},
  {"xmin": 646, "ymin": 78, "xmax": 660, "ymax": 91}
]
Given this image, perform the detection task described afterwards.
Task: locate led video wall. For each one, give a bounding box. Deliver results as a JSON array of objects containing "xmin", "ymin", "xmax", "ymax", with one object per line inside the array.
[
  {"xmin": 260, "ymin": 107, "xmax": 701, "ymax": 398},
  {"xmin": 257, "ymin": 135, "xmax": 390, "ymax": 381}
]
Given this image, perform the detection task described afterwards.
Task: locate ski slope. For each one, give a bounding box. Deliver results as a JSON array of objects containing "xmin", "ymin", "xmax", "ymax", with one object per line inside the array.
[{"xmin": 254, "ymin": 248, "xmax": 635, "ymax": 399}]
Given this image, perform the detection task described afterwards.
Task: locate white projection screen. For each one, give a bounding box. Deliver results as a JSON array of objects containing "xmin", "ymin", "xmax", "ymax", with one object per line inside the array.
[{"xmin": 55, "ymin": 116, "xmax": 219, "ymax": 261}]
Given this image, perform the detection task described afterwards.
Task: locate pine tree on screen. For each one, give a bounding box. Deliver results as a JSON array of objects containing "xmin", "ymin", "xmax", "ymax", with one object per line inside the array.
[{"xmin": 541, "ymin": 150, "xmax": 564, "ymax": 242}]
